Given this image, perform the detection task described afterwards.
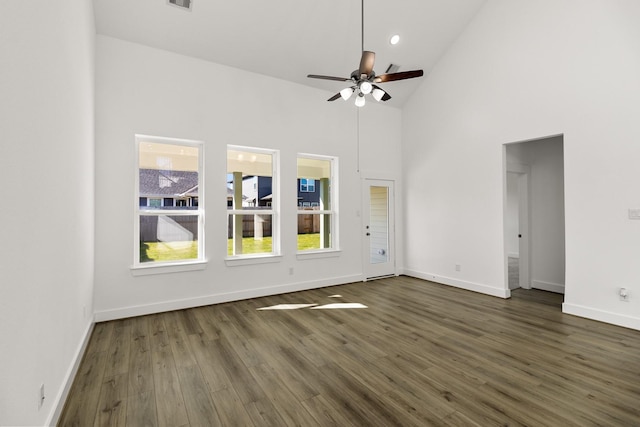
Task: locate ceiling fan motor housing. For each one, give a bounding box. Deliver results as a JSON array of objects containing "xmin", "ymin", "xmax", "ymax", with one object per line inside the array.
[{"xmin": 351, "ymin": 70, "xmax": 374, "ymax": 83}]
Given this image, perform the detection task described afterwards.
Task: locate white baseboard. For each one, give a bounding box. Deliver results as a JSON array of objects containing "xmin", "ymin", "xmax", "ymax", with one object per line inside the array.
[
  {"xmin": 94, "ymin": 274, "xmax": 362, "ymax": 322},
  {"xmin": 47, "ymin": 319, "xmax": 95, "ymax": 426},
  {"xmin": 403, "ymin": 269, "xmax": 510, "ymax": 298},
  {"xmin": 563, "ymin": 303, "xmax": 640, "ymax": 331},
  {"xmin": 532, "ymin": 280, "xmax": 565, "ymax": 294}
]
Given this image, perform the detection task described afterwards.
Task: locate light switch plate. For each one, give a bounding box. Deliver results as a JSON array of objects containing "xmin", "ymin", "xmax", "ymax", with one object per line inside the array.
[{"xmin": 629, "ymin": 209, "xmax": 640, "ymax": 219}]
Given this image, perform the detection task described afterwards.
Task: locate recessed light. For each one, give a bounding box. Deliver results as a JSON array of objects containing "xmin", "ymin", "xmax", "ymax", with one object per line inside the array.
[{"xmin": 390, "ymin": 34, "xmax": 400, "ymax": 45}]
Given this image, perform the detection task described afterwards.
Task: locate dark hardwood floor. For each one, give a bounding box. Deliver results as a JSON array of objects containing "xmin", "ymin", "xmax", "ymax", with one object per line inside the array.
[{"xmin": 58, "ymin": 276, "xmax": 640, "ymax": 426}]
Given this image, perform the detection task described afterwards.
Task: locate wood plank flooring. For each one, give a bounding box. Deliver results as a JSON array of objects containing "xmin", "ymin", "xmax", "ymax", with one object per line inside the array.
[{"xmin": 58, "ymin": 276, "xmax": 640, "ymax": 426}]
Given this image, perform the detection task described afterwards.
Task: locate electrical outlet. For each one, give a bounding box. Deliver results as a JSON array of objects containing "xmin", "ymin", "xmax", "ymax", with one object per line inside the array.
[
  {"xmin": 455, "ymin": 264, "xmax": 461, "ymax": 272},
  {"xmin": 289, "ymin": 267, "xmax": 294, "ymax": 275},
  {"xmin": 38, "ymin": 384, "xmax": 45, "ymax": 409}
]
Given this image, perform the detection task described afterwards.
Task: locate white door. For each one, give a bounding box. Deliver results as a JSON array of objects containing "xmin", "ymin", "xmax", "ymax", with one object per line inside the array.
[
  {"xmin": 505, "ymin": 163, "xmax": 531, "ymax": 290},
  {"xmin": 516, "ymin": 171, "xmax": 531, "ymax": 289},
  {"xmin": 363, "ymin": 179, "xmax": 395, "ymax": 280}
]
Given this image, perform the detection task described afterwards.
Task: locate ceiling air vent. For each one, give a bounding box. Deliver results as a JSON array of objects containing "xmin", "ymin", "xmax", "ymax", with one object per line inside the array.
[{"xmin": 167, "ymin": 0, "xmax": 192, "ymax": 11}]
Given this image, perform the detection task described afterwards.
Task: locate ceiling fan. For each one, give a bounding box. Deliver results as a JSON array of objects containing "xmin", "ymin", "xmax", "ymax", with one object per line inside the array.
[{"xmin": 307, "ymin": 0, "xmax": 424, "ymax": 106}]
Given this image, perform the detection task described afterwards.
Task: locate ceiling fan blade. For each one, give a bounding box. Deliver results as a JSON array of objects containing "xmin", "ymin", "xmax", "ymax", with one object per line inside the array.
[
  {"xmin": 307, "ymin": 74, "xmax": 351, "ymax": 82},
  {"xmin": 374, "ymin": 69, "xmax": 424, "ymax": 83},
  {"xmin": 358, "ymin": 51, "xmax": 375, "ymax": 77},
  {"xmin": 327, "ymin": 92, "xmax": 342, "ymax": 101}
]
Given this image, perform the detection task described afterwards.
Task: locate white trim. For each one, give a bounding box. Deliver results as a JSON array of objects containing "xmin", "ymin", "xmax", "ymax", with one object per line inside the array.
[
  {"xmin": 225, "ymin": 254, "xmax": 282, "ymax": 266},
  {"xmin": 131, "ymin": 259, "xmax": 208, "ymax": 276},
  {"xmin": 532, "ymin": 279, "xmax": 565, "ymax": 294},
  {"xmin": 94, "ymin": 274, "xmax": 362, "ymax": 322},
  {"xmin": 228, "ymin": 209, "xmax": 275, "ymax": 215},
  {"xmin": 404, "ymin": 269, "xmax": 510, "ymax": 299},
  {"xmin": 296, "ymin": 249, "xmax": 342, "ymax": 260},
  {"xmin": 47, "ymin": 320, "xmax": 94, "ymax": 426},
  {"xmin": 562, "ymin": 303, "xmax": 640, "ymax": 331}
]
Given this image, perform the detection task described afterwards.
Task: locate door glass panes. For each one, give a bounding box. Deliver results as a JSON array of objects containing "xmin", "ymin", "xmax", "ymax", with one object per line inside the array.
[{"xmin": 369, "ymin": 186, "xmax": 389, "ymax": 264}]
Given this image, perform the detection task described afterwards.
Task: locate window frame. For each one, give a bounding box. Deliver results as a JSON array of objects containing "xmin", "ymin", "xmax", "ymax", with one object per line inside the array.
[
  {"xmin": 132, "ymin": 134, "xmax": 206, "ymax": 274},
  {"xmin": 226, "ymin": 145, "xmax": 280, "ymax": 260},
  {"xmin": 296, "ymin": 154, "xmax": 339, "ymax": 254}
]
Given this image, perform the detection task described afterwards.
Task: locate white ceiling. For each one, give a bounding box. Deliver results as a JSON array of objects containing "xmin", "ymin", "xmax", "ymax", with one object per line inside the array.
[{"xmin": 94, "ymin": 0, "xmax": 486, "ymax": 107}]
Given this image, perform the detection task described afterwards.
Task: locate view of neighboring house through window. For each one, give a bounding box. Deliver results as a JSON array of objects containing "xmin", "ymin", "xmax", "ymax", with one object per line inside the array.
[
  {"xmin": 227, "ymin": 146, "xmax": 279, "ymax": 257},
  {"xmin": 300, "ymin": 178, "xmax": 315, "ymax": 193},
  {"xmin": 297, "ymin": 155, "xmax": 337, "ymax": 251},
  {"xmin": 135, "ymin": 135, "xmax": 203, "ymax": 265}
]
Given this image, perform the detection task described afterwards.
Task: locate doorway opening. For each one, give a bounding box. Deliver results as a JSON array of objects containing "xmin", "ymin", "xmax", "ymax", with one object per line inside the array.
[{"xmin": 504, "ymin": 135, "xmax": 565, "ymax": 300}]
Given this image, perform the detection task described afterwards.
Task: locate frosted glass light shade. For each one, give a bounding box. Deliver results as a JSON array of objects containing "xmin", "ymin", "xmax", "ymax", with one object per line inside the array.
[
  {"xmin": 372, "ymin": 88, "xmax": 385, "ymax": 102},
  {"xmin": 360, "ymin": 81, "xmax": 373, "ymax": 95},
  {"xmin": 340, "ymin": 87, "xmax": 354, "ymax": 100},
  {"xmin": 355, "ymin": 94, "xmax": 366, "ymax": 107}
]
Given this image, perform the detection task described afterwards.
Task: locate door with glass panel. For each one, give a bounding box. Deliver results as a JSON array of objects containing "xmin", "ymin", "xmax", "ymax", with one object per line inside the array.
[{"xmin": 363, "ymin": 179, "xmax": 395, "ymax": 280}]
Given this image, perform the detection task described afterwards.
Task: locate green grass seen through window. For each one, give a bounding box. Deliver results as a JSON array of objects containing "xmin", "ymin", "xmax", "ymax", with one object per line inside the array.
[{"xmin": 141, "ymin": 233, "xmax": 324, "ymax": 262}]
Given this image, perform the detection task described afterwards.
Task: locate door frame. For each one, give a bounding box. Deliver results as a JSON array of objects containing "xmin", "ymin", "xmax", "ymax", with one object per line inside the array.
[{"xmin": 362, "ymin": 178, "xmax": 397, "ymax": 281}]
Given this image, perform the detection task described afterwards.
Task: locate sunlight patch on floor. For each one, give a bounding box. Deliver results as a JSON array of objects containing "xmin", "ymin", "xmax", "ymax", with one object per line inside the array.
[
  {"xmin": 256, "ymin": 294, "xmax": 367, "ymax": 311},
  {"xmin": 256, "ymin": 303, "xmax": 318, "ymax": 310},
  {"xmin": 310, "ymin": 303, "xmax": 368, "ymax": 309}
]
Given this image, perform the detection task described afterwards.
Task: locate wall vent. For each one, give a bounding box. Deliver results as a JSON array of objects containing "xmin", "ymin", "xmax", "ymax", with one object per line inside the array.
[{"xmin": 167, "ymin": 0, "xmax": 192, "ymax": 11}]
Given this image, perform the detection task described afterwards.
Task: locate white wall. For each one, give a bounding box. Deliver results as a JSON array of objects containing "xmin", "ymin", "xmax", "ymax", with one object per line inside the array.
[
  {"xmin": 94, "ymin": 36, "xmax": 402, "ymax": 320},
  {"xmin": 0, "ymin": 1, "xmax": 95, "ymax": 425},
  {"xmin": 403, "ymin": 0, "xmax": 640, "ymax": 329}
]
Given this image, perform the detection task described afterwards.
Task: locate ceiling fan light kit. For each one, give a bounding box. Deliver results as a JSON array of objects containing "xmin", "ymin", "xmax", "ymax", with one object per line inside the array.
[
  {"xmin": 340, "ymin": 87, "xmax": 355, "ymax": 101},
  {"xmin": 306, "ymin": 0, "xmax": 423, "ymax": 107},
  {"xmin": 360, "ymin": 81, "xmax": 373, "ymax": 95},
  {"xmin": 372, "ymin": 87, "xmax": 385, "ymax": 102}
]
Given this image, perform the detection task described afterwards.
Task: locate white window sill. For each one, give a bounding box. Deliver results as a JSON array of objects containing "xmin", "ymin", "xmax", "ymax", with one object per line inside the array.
[
  {"xmin": 130, "ymin": 260, "xmax": 208, "ymax": 276},
  {"xmin": 296, "ymin": 249, "xmax": 342, "ymax": 260},
  {"xmin": 225, "ymin": 254, "xmax": 282, "ymax": 267}
]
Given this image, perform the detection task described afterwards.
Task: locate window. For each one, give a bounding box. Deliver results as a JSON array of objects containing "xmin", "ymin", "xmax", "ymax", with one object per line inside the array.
[
  {"xmin": 297, "ymin": 155, "xmax": 337, "ymax": 252},
  {"xmin": 134, "ymin": 135, "xmax": 204, "ymax": 267},
  {"xmin": 227, "ymin": 146, "xmax": 279, "ymax": 257},
  {"xmin": 300, "ymin": 178, "xmax": 315, "ymax": 192},
  {"xmin": 148, "ymin": 198, "xmax": 162, "ymax": 208}
]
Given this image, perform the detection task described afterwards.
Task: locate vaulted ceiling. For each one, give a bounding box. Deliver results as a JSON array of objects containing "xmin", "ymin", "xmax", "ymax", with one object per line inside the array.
[{"xmin": 94, "ymin": 0, "xmax": 486, "ymax": 107}]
